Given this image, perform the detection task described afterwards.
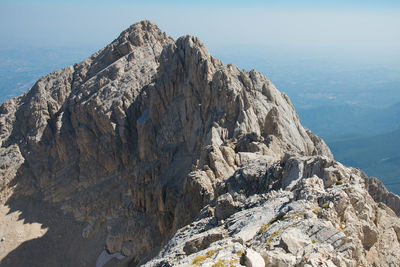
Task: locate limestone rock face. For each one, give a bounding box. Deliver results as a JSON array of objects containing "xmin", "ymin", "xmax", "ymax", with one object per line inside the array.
[
  {"xmin": 366, "ymin": 176, "xmax": 400, "ymax": 216},
  {"xmin": 0, "ymin": 20, "xmax": 398, "ymax": 266},
  {"xmin": 145, "ymin": 156, "xmax": 400, "ymax": 267}
]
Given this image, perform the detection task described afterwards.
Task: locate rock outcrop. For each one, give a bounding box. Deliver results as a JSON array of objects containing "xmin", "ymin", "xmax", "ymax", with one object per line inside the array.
[
  {"xmin": 0, "ymin": 20, "xmax": 399, "ymax": 266},
  {"xmin": 146, "ymin": 156, "xmax": 400, "ymax": 266}
]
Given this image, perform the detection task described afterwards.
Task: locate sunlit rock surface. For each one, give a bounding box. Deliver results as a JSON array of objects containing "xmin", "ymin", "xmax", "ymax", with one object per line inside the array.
[{"xmin": 0, "ymin": 21, "xmax": 398, "ymax": 266}]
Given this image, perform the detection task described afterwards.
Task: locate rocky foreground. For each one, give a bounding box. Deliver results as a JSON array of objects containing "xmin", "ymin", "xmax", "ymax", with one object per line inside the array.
[{"xmin": 0, "ymin": 21, "xmax": 399, "ymax": 266}]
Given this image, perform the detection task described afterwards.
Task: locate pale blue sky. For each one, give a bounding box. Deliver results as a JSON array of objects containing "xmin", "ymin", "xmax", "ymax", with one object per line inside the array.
[{"xmin": 0, "ymin": 0, "xmax": 399, "ymax": 61}]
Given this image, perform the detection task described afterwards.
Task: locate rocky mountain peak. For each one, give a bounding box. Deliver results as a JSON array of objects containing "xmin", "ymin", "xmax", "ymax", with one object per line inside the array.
[
  {"xmin": 117, "ymin": 20, "xmax": 166, "ymax": 43},
  {"xmin": 0, "ymin": 21, "xmax": 399, "ymax": 267}
]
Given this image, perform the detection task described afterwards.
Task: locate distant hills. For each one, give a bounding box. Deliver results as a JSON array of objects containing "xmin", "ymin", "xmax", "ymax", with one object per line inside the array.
[
  {"xmin": 328, "ymin": 128, "xmax": 400, "ymax": 195},
  {"xmin": 297, "ymin": 103, "xmax": 400, "ymax": 137},
  {"xmin": 0, "ymin": 47, "xmax": 95, "ymax": 103},
  {"xmin": 298, "ymin": 103, "xmax": 400, "ymax": 194}
]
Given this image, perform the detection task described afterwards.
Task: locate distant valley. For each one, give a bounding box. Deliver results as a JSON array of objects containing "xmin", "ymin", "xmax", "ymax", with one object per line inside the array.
[
  {"xmin": 298, "ymin": 104, "xmax": 400, "ymax": 194},
  {"xmin": 0, "ymin": 47, "xmax": 96, "ymax": 103},
  {"xmin": 328, "ymin": 129, "xmax": 400, "ymax": 195},
  {"xmin": 298, "ymin": 103, "xmax": 400, "ymax": 137}
]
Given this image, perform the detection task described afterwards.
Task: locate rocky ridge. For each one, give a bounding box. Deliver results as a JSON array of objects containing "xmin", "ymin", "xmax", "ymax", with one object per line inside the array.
[{"xmin": 0, "ymin": 21, "xmax": 399, "ymax": 266}]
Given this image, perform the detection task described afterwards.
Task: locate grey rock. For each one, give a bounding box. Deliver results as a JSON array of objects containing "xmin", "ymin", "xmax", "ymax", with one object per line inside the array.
[
  {"xmin": 0, "ymin": 20, "xmax": 399, "ymax": 267},
  {"xmin": 261, "ymin": 248, "xmax": 297, "ymax": 267},
  {"xmin": 215, "ymin": 193, "xmax": 239, "ymax": 221},
  {"xmin": 145, "ymin": 155, "xmax": 400, "ymax": 267},
  {"xmin": 366, "ymin": 176, "xmax": 400, "ymax": 216},
  {"xmin": 241, "ymin": 249, "xmax": 265, "ymax": 267},
  {"xmin": 279, "ymin": 229, "xmax": 310, "ymax": 255},
  {"xmin": 96, "ymin": 250, "xmax": 125, "ymax": 267},
  {"xmin": 183, "ymin": 232, "xmax": 224, "ymax": 255},
  {"xmin": 362, "ymin": 225, "xmax": 378, "ymax": 250}
]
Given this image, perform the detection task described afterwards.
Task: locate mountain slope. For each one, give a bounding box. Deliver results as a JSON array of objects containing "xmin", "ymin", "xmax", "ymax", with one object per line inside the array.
[{"xmin": 0, "ymin": 21, "xmax": 399, "ymax": 267}]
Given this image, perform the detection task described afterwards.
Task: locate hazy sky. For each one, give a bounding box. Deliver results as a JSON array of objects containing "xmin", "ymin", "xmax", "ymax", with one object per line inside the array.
[
  {"xmin": 0, "ymin": 0, "xmax": 399, "ymax": 68},
  {"xmin": 0, "ymin": 1, "xmax": 399, "ymax": 106}
]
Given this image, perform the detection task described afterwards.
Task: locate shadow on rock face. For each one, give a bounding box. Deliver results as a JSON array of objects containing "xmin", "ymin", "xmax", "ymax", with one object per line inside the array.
[{"xmin": 0, "ymin": 195, "xmax": 107, "ymax": 267}]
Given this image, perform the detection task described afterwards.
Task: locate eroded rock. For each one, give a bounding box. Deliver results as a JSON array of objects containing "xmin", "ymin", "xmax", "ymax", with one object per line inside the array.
[{"xmin": 0, "ymin": 20, "xmax": 398, "ymax": 267}]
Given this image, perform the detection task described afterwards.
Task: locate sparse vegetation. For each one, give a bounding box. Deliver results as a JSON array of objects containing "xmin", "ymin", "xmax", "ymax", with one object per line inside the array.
[
  {"xmin": 212, "ymin": 259, "xmax": 228, "ymax": 267},
  {"xmin": 321, "ymin": 202, "xmax": 329, "ymax": 208},
  {"xmin": 236, "ymin": 251, "xmax": 244, "ymax": 257},
  {"xmin": 258, "ymin": 213, "xmax": 288, "ymax": 235},
  {"xmin": 290, "ymin": 211, "xmax": 304, "ymax": 220},
  {"xmin": 336, "ymin": 180, "xmax": 343, "ymax": 185},
  {"xmin": 229, "ymin": 258, "xmax": 239, "ymax": 266},
  {"xmin": 192, "ymin": 255, "xmax": 208, "ymax": 266},
  {"xmin": 266, "ymin": 229, "xmax": 282, "ymax": 247},
  {"xmin": 210, "ymin": 258, "xmax": 238, "ymax": 267},
  {"xmin": 258, "ymin": 223, "xmax": 269, "ymax": 234},
  {"xmin": 192, "ymin": 248, "xmax": 222, "ymax": 266},
  {"xmin": 336, "ymin": 223, "xmax": 344, "ymax": 233}
]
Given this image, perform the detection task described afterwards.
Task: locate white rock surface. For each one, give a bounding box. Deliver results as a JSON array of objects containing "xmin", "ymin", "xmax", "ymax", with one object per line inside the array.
[
  {"xmin": 242, "ymin": 249, "xmax": 265, "ymax": 267},
  {"xmin": 0, "ymin": 21, "xmax": 398, "ymax": 266}
]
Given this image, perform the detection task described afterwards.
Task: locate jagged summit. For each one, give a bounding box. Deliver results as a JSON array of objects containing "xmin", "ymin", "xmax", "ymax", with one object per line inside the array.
[{"xmin": 0, "ymin": 21, "xmax": 399, "ymax": 266}]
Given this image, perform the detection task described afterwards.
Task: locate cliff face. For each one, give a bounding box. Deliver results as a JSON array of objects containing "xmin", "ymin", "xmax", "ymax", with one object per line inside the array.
[{"xmin": 0, "ymin": 21, "xmax": 399, "ymax": 267}]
